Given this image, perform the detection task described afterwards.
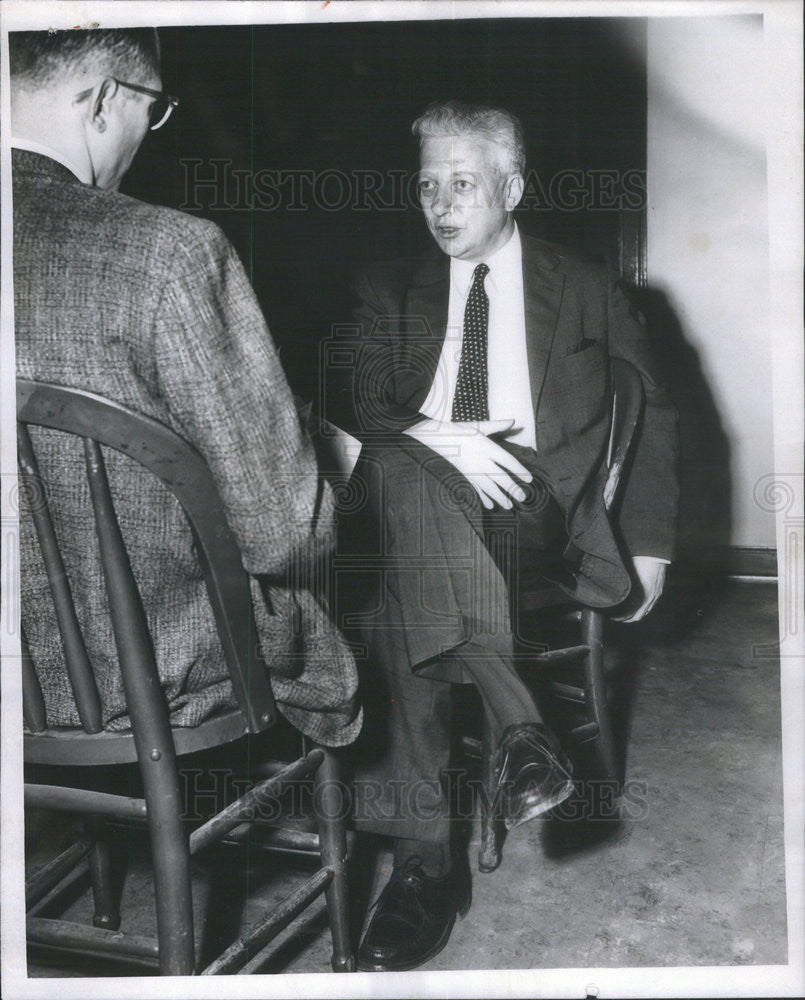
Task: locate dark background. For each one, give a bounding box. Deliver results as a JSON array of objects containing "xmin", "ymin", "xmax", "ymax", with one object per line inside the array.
[{"xmin": 122, "ymin": 17, "xmax": 647, "ymax": 400}]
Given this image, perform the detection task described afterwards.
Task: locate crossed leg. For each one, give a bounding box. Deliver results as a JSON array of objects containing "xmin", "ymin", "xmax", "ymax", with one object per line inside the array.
[{"xmin": 338, "ymin": 438, "xmax": 575, "ymax": 970}]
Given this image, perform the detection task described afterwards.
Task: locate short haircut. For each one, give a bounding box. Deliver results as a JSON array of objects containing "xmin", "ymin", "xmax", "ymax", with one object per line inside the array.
[
  {"xmin": 9, "ymin": 28, "xmax": 161, "ymax": 90},
  {"xmin": 412, "ymin": 101, "xmax": 527, "ymax": 175}
]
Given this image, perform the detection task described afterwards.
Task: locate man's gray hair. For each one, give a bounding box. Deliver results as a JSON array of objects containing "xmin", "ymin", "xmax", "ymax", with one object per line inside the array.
[
  {"xmin": 9, "ymin": 28, "xmax": 161, "ymax": 90},
  {"xmin": 412, "ymin": 101, "xmax": 526, "ymax": 175}
]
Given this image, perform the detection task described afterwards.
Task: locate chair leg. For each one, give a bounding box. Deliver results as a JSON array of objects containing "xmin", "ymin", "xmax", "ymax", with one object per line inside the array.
[
  {"xmin": 86, "ymin": 816, "xmax": 121, "ymax": 931},
  {"xmin": 313, "ymin": 749, "xmax": 355, "ymax": 972},
  {"xmin": 141, "ymin": 757, "xmax": 195, "ymax": 976},
  {"xmin": 580, "ymin": 610, "xmax": 619, "ymax": 786},
  {"xmin": 478, "ymin": 711, "xmax": 502, "ymax": 873}
]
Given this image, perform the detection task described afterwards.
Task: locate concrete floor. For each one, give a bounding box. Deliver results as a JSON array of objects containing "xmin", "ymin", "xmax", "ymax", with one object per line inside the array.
[{"xmin": 23, "ymin": 578, "xmax": 788, "ymax": 978}]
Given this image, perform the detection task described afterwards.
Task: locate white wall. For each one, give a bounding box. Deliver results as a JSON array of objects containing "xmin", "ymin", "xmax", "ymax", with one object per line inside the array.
[{"xmin": 646, "ymin": 16, "xmax": 775, "ymax": 550}]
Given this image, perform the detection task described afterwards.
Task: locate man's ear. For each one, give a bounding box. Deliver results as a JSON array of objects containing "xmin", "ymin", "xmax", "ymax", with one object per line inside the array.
[
  {"xmin": 505, "ymin": 173, "xmax": 524, "ymax": 211},
  {"xmin": 88, "ymin": 78, "xmax": 119, "ymax": 133}
]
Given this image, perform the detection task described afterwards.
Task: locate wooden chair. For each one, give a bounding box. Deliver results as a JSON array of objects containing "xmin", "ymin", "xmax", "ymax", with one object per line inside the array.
[
  {"xmin": 472, "ymin": 357, "xmax": 646, "ymax": 872},
  {"xmin": 17, "ymin": 379, "xmax": 355, "ymax": 975}
]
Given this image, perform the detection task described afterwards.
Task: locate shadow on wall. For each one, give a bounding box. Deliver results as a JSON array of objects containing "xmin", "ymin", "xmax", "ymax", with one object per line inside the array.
[{"xmin": 631, "ymin": 287, "xmax": 732, "ymax": 558}]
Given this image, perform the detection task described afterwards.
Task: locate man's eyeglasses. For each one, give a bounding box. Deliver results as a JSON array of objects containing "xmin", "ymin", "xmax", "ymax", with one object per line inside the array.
[{"xmin": 114, "ymin": 79, "xmax": 179, "ymax": 131}]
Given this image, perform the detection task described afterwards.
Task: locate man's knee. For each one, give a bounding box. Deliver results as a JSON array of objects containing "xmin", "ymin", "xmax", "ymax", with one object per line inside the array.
[{"xmin": 352, "ymin": 439, "xmax": 481, "ymax": 528}]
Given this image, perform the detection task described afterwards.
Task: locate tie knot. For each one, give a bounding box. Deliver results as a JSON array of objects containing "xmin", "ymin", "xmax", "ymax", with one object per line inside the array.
[{"xmin": 473, "ymin": 263, "xmax": 490, "ymax": 284}]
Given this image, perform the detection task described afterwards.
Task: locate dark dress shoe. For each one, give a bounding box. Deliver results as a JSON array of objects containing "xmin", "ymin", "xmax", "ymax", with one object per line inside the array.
[
  {"xmin": 493, "ymin": 723, "xmax": 574, "ymax": 830},
  {"xmin": 357, "ymin": 855, "xmax": 472, "ymax": 972}
]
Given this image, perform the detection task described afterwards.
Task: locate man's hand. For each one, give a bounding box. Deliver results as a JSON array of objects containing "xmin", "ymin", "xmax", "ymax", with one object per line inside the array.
[
  {"xmin": 403, "ymin": 417, "xmax": 531, "ymax": 510},
  {"xmin": 613, "ymin": 556, "xmax": 667, "ymax": 623}
]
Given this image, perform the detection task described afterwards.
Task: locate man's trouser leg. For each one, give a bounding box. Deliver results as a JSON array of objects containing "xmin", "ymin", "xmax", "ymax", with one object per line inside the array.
[{"xmin": 339, "ymin": 437, "xmax": 569, "ymax": 850}]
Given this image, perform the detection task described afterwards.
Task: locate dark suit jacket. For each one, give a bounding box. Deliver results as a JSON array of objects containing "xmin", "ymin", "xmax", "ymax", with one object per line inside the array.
[
  {"xmin": 336, "ymin": 233, "xmax": 679, "ymax": 609},
  {"xmin": 14, "ymin": 149, "xmax": 361, "ymax": 745}
]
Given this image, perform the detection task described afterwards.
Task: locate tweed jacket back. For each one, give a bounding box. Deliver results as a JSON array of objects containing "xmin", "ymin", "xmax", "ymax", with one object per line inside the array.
[{"xmin": 13, "ymin": 150, "xmax": 361, "ymax": 746}]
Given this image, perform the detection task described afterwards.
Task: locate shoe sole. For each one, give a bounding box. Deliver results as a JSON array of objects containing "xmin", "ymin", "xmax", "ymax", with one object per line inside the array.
[
  {"xmin": 504, "ymin": 777, "xmax": 575, "ymax": 830},
  {"xmin": 357, "ymin": 910, "xmax": 458, "ymax": 972}
]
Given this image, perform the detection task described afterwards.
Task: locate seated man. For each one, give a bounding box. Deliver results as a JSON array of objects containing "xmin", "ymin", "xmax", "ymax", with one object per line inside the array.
[
  {"xmin": 331, "ymin": 101, "xmax": 679, "ymax": 970},
  {"xmin": 11, "ymin": 28, "xmax": 361, "ymax": 747}
]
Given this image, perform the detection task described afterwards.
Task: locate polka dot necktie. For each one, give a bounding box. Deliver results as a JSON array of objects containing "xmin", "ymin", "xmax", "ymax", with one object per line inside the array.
[{"xmin": 451, "ymin": 263, "xmax": 490, "ymax": 422}]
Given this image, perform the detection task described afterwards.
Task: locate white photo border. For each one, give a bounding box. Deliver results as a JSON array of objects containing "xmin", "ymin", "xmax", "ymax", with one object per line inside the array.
[{"xmin": 1, "ymin": 3, "xmax": 802, "ymax": 998}]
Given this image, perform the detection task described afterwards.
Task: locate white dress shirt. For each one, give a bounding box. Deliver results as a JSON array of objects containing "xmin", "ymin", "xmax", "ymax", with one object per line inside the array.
[{"xmin": 420, "ymin": 225, "xmax": 537, "ymax": 449}]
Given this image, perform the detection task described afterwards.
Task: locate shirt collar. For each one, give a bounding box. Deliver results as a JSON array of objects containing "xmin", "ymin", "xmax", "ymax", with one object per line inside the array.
[
  {"xmin": 11, "ymin": 136, "xmax": 92, "ymax": 185},
  {"xmin": 449, "ymin": 223, "xmax": 522, "ymax": 297}
]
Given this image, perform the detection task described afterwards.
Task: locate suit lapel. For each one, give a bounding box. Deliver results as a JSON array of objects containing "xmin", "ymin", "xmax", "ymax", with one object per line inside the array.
[
  {"xmin": 521, "ymin": 235, "xmax": 566, "ymax": 415},
  {"xmin": 395, "ymin": 253, "xmax": 450, "ymax": 410}
]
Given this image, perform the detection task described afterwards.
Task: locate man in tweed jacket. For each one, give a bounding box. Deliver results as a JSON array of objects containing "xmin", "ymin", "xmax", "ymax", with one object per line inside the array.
[{"xmin": 11, "ymin": 28, "xmax": 360, "ymax": 747}]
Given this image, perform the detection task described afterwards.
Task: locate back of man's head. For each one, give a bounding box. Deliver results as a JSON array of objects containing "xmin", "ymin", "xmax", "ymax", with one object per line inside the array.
[
  {"xmin": 10, "ymin": 28, "xmax": 160, "ymax": 93},
  {"xmin": 10, "ymin": 28, "xmax": 163, "ymax": 191}
]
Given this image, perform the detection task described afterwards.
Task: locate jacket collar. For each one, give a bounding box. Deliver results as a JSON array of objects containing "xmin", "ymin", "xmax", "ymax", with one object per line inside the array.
[
  {"xmin": 12, "ymin": 146, "xmax": 88, "ymax": 185},
  {"xmin": 407, "ymin": 228, "xmax": 566, "ymax": 286}
]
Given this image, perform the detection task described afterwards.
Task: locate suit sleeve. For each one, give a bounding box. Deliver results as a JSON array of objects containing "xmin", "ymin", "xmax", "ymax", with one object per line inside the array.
[
  {"xmin": 328, "ymin": 267, "xmax": 426, "ymax": 439},
  {"xmin": 606, "ymin": 275, "xmax": 679, "ymax": 561},
  {"xmin": 152, "ymin": 222, "xmax": 334, "ymax": 578}
]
